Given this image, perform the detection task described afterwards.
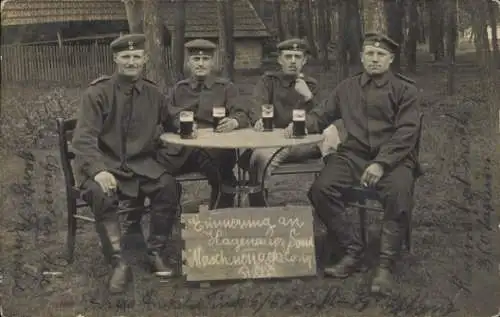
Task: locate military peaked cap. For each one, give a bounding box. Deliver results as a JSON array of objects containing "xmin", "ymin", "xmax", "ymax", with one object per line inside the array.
[
  {"xmin": 277, "ymin": 38, "xmax": 309, "ymax": 53},
  {"xmin": 185, "ymin": 39, "xmax": 217, "ymax": 56},
  {"xmin": 110, "ymin": 33, "xmax": 146, "ymax": 53},
  {"xmin": 363, "ymin": 32, "xmax": 399, "ymax": 53}
]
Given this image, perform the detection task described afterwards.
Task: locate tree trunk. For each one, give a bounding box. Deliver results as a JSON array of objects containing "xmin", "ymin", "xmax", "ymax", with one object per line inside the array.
[
  {"xmin": 446, "ymin": 0, "xmax": 458, "ymax": 95},
  {"xmin": 384, "ymin": 0, "xmax": 404, "ymax": 72},
  {"xmin": 122, "ymin": 0, "xmax": 143, "ymax": 33},
  {"xmin": 223, "ymin": 0, "xmax": 235, "ymax": 81},
  {"xmin": 217, "ymin": 0, "xmax": 226, "ymax": 75},
  {"xmin": 346, "ymin": 0, "xmax": 362, "ymax": 70},
  {"xmin": 303, "ymin": 0, "xmax": 318, "ymax": 58},
  {"xmin": 143, "ymin": 0, "xmax": 170, "ymax": 92},
  {"xmin": 272, "ymin": 0, "xmax": 286, "ymax": 41},
  {"xmin": 428, "ymin": 0, "xmax": 445, "ymax": 61},
  {"xmin": 406, "ymin": 0, "xmax": 419, "ymax": 73},
  {"xmin": 297, "ymin": 0, "xmax": 306, "ymax": 37},
  {"xmin": 337, "ymin": 0, "xmax": 349, "ymax": 82},
  {"xmin": 487, "ymin": 0, "xmax": 500, "ymax": 67},
  {"xmin": 363, "ymin": 0, "xmax": 387, "ymax": 32},
  {"xmin": 317, "ymin": 0, "xmax": 330, "ymax": 70},
  {"xmin": 173, "ymin": 0, "xmax": 186, "ymax": 81}
]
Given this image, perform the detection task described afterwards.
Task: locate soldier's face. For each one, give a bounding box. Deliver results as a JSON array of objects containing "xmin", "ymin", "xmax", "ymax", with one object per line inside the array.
[
  {"xmin": 113, "ymin": 49, "xmax": 147, "ymax": 78},
  {"xmin": 361, "ymin": 45, "xmax": 394, "ymax": 75},
  {"xmin": 278, "ymin": 50, "xmax": 307, "ymax": 75},
  {"xmin": 187, "ymin": 55, "xmax": 214, "ymax": 77}
]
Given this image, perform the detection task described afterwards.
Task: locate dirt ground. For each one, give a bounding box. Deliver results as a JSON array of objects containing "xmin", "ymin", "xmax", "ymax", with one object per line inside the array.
[{"xmin": 0, "ymin": 50, "xmax": 499, "ymax": 317}]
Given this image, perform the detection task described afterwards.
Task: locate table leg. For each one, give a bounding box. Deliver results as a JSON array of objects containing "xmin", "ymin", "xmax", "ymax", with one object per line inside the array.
[
  {"xmin": 259, "ymin": 146, "xmax": 287, "ymax": 207},
  {"xmin": 236, "ymin": 148, "xmax": 243, "ymax": 207},
  {"xmin": 195, "ymin": 148, "xmax": 223, "ymax": 210}
]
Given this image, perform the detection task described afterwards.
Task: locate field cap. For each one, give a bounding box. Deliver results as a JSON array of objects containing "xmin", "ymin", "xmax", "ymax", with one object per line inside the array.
[
  {"xmin": 363, "ymin": 32, "xmax": 399, "ymax": 53},
  {"xmin": 185, "ymin": 39, "xmax": 217, "ymax": 56},
  {"xmin": 110, "ymin": 33, "xmax": 146, "ymax": 53}
]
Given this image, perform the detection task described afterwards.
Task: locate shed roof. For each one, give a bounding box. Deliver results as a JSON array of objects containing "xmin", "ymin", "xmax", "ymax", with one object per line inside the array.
[{"xmin": 0, "ymin": 0, "xmax": 270, "ymax": 38}]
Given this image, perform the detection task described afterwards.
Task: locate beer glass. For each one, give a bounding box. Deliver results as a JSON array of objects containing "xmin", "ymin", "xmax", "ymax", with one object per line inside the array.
[
  {"xmin": 261, "ymin": 104, "xmax": 274, "ymax": 132},
  {"xmin": 212, "ymin": 106, "xmax": 226, "ymax": 132},
  {"xmin": 179, "ymin": 110, "xmax": 194, "ymax": 139},
  {"xmin": 292, "ymin": 109, "xmax": 306, "ymax": 138}
]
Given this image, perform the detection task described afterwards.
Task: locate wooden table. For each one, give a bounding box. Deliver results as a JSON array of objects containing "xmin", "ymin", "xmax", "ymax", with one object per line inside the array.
[{"xmin": 160, "ymin": 128, "xmax": 324, "ymax": 207}]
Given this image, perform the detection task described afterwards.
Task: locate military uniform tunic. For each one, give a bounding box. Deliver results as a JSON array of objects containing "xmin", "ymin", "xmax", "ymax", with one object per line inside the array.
[
  {"xmin": 306, "ymin": 70, "xmax": 422, "ymax": 256},
  {"xmin": 249, "ymin": 71, "xmax": 319, "ymax": 127},
  {"xmin": 72, "ymin": 74, "xmax": 170, "ymax": 197},
  {"xmin": 306, "ymin": 71, "xmax": 421, "ymax": 170}
]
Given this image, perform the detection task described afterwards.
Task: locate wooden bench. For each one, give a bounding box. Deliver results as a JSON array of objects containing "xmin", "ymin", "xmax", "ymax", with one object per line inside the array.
[
  {"xmin": 266, "ymin": 114, "xmax": 425, "ymax": 252},
  {"xmin": 56, "ymin": 117, "xmax": 210, "ymax": 263}
]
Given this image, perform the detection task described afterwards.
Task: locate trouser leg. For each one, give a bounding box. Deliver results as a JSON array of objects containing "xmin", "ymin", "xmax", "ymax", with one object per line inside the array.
[
  {"xmin": 307, "ymin": 154, "xmax": 364, "ymax": 278},
  {"xmin": 371, "ymin": 165, "xmax": 415, "ymax": 294},
  {"xmin": 140, "ymin": 173, "xmax": 180, "ymax": 277},
  {"xmin": 190, "ymin": 148, "xmax": 237, "ymax": 209},
  {"xmin": 81, "ymin": 179, "xmax": 131, "ymax": 293}
]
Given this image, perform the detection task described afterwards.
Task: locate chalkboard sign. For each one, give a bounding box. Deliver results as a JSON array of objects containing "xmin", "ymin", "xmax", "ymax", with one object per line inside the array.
[{"xmin": 181, "ymin": 205, "xmax": 317, "ymax": 282}]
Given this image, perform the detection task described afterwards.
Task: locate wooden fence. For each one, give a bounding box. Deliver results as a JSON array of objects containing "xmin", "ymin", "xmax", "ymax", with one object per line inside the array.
[{"xmin": 1, "ymin": 44, "xmax": 172, "ymax": 84}]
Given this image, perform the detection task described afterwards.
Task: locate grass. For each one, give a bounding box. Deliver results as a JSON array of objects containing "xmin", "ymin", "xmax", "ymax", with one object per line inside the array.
[{"xmin": 0, "ymin": 50, "xmax": 499, "ymax": 317}]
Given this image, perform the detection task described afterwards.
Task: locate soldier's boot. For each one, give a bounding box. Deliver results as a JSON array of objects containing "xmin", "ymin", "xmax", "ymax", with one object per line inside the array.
[
  {"xmin": 371, "ymin": 221, "xmax": 401, "ymax": 295},
  {"xmin": 147, "ymin": 211, "xmax": 176, "ymax": 278},
  {"xmin": 95, "ymin": 219, "xmax": 131, "ymax": 294},
  {"xmin": 248, "ymin": 188, "xmax": 268, "ymax": 207},
  {"xmin": 324, "ymin": 228, "xmax": 364, "ymax": 279}
]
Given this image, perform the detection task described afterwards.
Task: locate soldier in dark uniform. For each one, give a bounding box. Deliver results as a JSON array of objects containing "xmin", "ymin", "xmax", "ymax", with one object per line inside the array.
[
  {"xmin": 158, "ymin": 39, "xmax": 250, "ymax": 208},
  {"xmin": 284, "ymin": 32, "xmax": 422, "ymax": 295},
  {"xmin": 241, "ymin": 38, "xmax": 342, "ymax": 206},
  {"xmin": 72, "ymin": 34, "xmax": 178, "ymax": 293}
]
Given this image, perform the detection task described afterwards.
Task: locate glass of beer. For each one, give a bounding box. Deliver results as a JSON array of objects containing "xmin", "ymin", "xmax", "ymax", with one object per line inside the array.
[
  {"xmin": 261, "ymin": 104, "xmax": 274, "ymax": 132},
  {"xmin": 212, "ymin": 106, "xmax": 226, "ymax": 132},
  {"xmin": 179, "ymin": 110, "xmax": 194, "ymax": 139},
  {"xmin": 292, "ymin": 109, "xmax": 306, "ymax": 138}
]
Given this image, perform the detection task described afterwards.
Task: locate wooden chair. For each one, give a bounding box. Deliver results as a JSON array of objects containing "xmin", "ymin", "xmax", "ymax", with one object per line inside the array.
[
  {"xmin": 56, "ymin": 117, "xmax": 209, "ymax": 263},
  {"xmin": 270, "ymin": 114, "xmax": 425, "ymax": 252}
]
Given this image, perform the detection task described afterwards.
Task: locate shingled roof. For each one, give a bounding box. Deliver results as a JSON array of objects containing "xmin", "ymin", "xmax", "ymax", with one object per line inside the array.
[{"xmin": 0, "ymin": 0, "xmax": 270, "ymax": 38}]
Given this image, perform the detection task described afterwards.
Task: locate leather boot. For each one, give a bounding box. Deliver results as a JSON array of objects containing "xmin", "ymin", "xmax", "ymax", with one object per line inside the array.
[
  {"xmin": 371, "ymin": 220, "xmax": 401, "ymax": 295},
  {"xmin": 147, "ymin": 211, "xmax": 176, "ymax": 277},
  {"xmin": 324, "ymin": 248, "xmax": 363, "ymax": 278},
  {"xmin": 248, "ymin": 189, "xmax": 268, "ymax": 207},
  {"xmin": 323, "ymin": 224, "xmax": 364, "ymax": 279},
  {"xmin": 95, "ymin": 219, "xmax": 131, "ymax": 293}
]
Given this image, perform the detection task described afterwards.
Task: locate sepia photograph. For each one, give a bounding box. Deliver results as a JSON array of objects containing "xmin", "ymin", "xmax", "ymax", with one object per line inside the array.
[{"xmin": 0, "ymin": 0, "xmax": 499, "ymax": 316}]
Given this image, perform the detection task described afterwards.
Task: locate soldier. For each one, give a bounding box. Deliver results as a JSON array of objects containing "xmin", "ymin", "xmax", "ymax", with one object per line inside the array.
[
  {"xmin": 72, "ymin": 34, "xmax": 179, "ymax": 293},
  {"xmin": 158, "ymin": 39, "xmax": 250, "ymax": 209},
  {"xmin": 284, "ymin": 32, "xmax": 422, "ymax": 295},
  {"xmin": 242, "ymin": 38, "xmax": 342, "ymax": 206}
]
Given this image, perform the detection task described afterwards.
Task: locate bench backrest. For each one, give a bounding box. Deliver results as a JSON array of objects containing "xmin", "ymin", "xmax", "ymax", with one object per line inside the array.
[{"xmin": 56, "ymin": 117, "xmax": 77, "ymax": 187}]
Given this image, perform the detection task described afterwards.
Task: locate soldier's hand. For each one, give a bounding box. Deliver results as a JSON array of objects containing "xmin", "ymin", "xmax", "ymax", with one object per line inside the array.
[
  {"xmin": 94, "ymin": 171, "xmax": 117, "ymax": 195},
  {"xmin": 360, "ymin": 163, "xmax": 384, "ymax": 188},
  {"xmin": 294, "ymin": 76, "xmax": 313, "ymax": 101},
  {"xmin": 253, "ymin": 119, "xmax": 264, "ymax": 132},
  {"xmin": 216, "ymin": 117, "xmax": 239, "ymax": 133},
  {"xmin": 284, "ymin": 122, "xmax": 294, "ymax": 138}
]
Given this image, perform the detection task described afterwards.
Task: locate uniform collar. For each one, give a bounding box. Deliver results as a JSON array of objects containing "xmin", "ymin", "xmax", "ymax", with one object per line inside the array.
[
  {"xmin": 113, "ymin": 73, "xmax": 144, "ymax": 94},
  {"xmin": 189, "ymin": 74, "xmax": 216, "ymax": 90},
  {"xmin": 360, "ymin": 71, "xmax": 393, "ymax": 88}
]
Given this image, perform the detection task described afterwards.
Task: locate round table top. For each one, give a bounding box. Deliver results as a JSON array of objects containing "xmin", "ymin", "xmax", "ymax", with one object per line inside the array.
[{"xmin": 160, "ymin": 128, "xmax": 324, "ymax": 149}]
